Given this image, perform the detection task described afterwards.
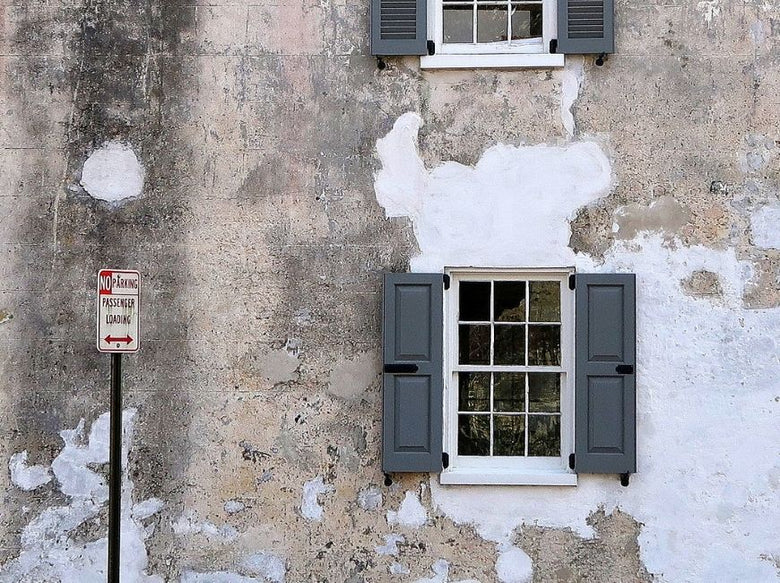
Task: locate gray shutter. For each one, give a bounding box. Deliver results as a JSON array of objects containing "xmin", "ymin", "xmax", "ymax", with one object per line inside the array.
[
  {"xmin": 382, "ymin": 273, "xmax": 443, "ymax": 473},
  {"xmin": 575, "ymin": 273, "xmax": 635, "ymax": 474},
  {"xmin": 557, "ymin": 0, "xmax": 614, "ymax": 54},
  {"xmin": 370, "ymin": 0, "xmax": 428, "ymax": 56}
]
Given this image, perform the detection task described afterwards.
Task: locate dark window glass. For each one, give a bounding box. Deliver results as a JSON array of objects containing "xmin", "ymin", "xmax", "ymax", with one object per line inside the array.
[
  {"xmin": 493, "ymin": 372, "xmax": 525, "ymax": 412},
  {"xmin": 528, "ymin": 373, "xmax": 560, "ymax": 412},
  {"xmin": 528, "ymin": 415, "xmax": 559, "ymax": 456},
  {"xmin": 458, "ymin": 372, "xmax": 490, "ymax": 411},
  {"xmin": 458, "ymin": 414, "xmax": 490, "ymax": 455},
  {"xmin": 494, "ymin": 281, "xmax": 526, "ymax": 322},
  {"xmin": 494, "ymin": 325, "xmax": 525, "ymax": 365},
  {"xmin": 494, "ymin": 416, "xmax": 525, "ymax": 456},
  {"xmin": 459, "ymin": 281, "xmax": 491, "ymax": 321},
  {"xmin": 459, "ymin": 324, "xmax": 490, "ymax": 364},
  {"xmin": 528, "ymin": 325, "xmax": 560, "ymax": 365}
]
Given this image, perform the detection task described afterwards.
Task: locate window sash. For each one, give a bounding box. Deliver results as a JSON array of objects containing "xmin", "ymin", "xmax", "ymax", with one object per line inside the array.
[
  {"xmin": 432, "ymin": 0, "xmax": 556, "ymax": 54},
  {"xmin": 444, "ymin": 269, "xmax": 574, "ymax": 473}
]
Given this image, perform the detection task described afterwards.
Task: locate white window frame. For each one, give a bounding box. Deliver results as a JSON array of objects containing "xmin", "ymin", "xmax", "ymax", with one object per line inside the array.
[
  {"xmin": 420, "ymin": 0, "xmax": 564, "ymax": 69},
  {"xmin": 440, "ymin": 268, "xmax": 576, "ymax": 486}
]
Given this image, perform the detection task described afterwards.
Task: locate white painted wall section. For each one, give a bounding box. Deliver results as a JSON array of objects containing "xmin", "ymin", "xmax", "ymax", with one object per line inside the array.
[
  {"xmin": 80, "ymin": 141, "xmax": 145, "ymax": 203},
  {"xmin": 374, "ymin": 114, "xmax": 780, "ymax": 582}
]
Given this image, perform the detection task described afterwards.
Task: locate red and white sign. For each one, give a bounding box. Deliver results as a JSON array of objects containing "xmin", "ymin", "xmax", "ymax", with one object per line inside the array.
[{"xmin": 97, "ymin": 269, "xmax": 140, "ymax": 353}]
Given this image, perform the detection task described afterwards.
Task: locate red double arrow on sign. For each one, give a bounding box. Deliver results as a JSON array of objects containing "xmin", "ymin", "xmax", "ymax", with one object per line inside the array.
[{"xmin": 104, "ymin": 335, "xmax": 133, "ymax": 344}]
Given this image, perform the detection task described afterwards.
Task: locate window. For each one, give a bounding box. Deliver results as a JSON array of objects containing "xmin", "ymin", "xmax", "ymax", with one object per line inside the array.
[
  {"xmin": 381, "ymin": 271, "xmax": 636, "ymax": 487},
  {"xmin": 421, "ymin": 0, "xmax": 564, "ymax": 69},
  {"xmin": 443, "ymin": 270, "xmax": 575, "ymax": 485},
  {"xmin": 369, "ymin": 0, "xmax": 615, "ymax": 69}
]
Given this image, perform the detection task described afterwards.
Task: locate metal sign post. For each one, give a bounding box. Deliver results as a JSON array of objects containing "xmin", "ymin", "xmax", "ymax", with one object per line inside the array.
[{"xmin": 97, "ymin": 269, "xmax": 140, "ymax": 583}]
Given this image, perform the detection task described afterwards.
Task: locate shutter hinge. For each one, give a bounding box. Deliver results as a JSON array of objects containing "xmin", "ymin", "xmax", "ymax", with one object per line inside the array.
[
  {"xmin": 568, "ymin": 274, "xmax": 576, "ymax": 290},
  {"xmin": 443, "ymin": 274, "xmax": 450, "ymax": 290},
  {"xmin": 550, "ymin": 39, "xmax": 558, "ymax": 54},
  {"xmin": 442, "ymin": 452, "xmax": 449, "ymax": 469},
  {"xmin": 568, "ymin": 453, "xmax": 575, "ymax": 470},
  {"xmin": 427, "ymin": 40, "xmax": 436, "ymax": 56}
]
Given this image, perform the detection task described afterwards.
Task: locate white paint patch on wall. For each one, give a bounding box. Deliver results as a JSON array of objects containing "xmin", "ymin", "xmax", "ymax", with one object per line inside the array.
[
  {"xmin": 386, "ymin": 491, "xmax": 428, "ymax": 528},
  {"xmin": 750, "ymin": 203, "xmax": 780, "ymax": 249},
  {"xmin": 9, "ymin": 451, "xmax": 52, "ymax": 491},
  {"xmin": 495, "ymin": 546, "xmax": 533, "ymax": 583},
  {"xmin": 374, "ymin": 115, "xmax": 780, "ymax": 582},
  {"xmin": 173, "ymin": 510, "xmax": 239, "ymax": 541},
  {"xmin": 300, "ymin": 476, "xmax": 333, "ymax": 522},
  {"xmin": 375, "ymin": 534, "xmax": 405, "ymax": 556},
  {"xmin": 375, "ymin": 113, "xmax": 612, "ymax": 272},
  {"xmin": 240, "ymin": 552, "xmax": 287, "ymax": 583},
  {"xmin": 0, "ymin": 410, "xmax": 163, "ymax": 582},
  {"xmin": 696, "ymin": 0, "xmax": 721, "ymax": 26},
  {"xmin": 560, "ymin": 56, "xmax": 584, "ymax": 138},
  {"xmin": 80, "ymin": 141, "xmax": 145, "ymax": 203}
]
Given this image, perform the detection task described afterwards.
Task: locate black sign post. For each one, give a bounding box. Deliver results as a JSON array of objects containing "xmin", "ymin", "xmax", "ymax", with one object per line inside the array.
[{"xmin": 108, "ymin": 353, "xmax": 122, "ymax": 583}]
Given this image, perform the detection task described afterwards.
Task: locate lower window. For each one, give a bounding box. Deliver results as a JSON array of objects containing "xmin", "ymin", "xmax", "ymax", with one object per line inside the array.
[{"xmin": 442, "ymin": 269, "xmax": 575, "ymax": 485}]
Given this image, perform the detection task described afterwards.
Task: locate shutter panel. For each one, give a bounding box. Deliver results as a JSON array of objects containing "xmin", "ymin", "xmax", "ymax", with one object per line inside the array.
[
  {"xmin": 382, "ymin": 273, "xmax": 443, "ymax": 473},
  {"xmin": 575, "ymin": 273, "xmax": 635, "ymax": 474},
  {"xmin": 557, "ymin": 0, "xmax": 614, "ymax": 55},
  {"xmin": 370, "ymin": 0, "xmax": 428, "ymax": 56}
]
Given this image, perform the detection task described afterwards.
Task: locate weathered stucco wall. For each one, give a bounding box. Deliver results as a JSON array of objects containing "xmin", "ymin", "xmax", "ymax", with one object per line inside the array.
[{"xmin": 0, "ymin": 0, "xmax": 778, "ymax": 580}]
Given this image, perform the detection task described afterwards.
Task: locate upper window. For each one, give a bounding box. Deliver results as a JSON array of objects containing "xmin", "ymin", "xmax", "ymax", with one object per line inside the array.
[
  {"xmin": 420, "ymin": 0, "xmax": 564, "ymax": 68},
  {"xmin": 442, "ymin": 270, "xmax": 575, "ymax": 485}
]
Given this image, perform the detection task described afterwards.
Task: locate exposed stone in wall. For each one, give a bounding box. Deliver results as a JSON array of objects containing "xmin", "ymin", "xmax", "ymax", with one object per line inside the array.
[{"xmin": 517, "ymin": 509, "xmax": 652, "ymax": 583}]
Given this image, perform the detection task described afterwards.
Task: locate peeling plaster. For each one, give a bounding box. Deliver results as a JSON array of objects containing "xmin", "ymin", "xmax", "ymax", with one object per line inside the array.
[
  {"xmin": 240, "ymin": 552, "xmax": 286, "ymax": 583},
  {"xmin": 560, "ymin": 56, "xmax": 584, "ymax": 138},
  {"xmin": 696, "ymin": 0, "xmax": 721, "ymax": 26},
  {"xmin": 386, "ymin": 491, "xmax": 428, "ymax": 528},
  {"xmin": 750, "ymin": 204, "xmax": 780, "ymax": 249},
  {"xmin": 9, "ymin": 451, "xmax": 52, "ymax": 491},
  {"xmin": 0, "ymin": 410, "xmax": 163, "ymax": 582},
  {"xmin": 0, "ymin": 310, "xmax": 12, "ymax": 325},
  {"xmin": 613, "ymin": 197, "xmax": 691, "ymax": 240},
  {"xmin": 374, "ymin": 114, "xmax": 780, "ymax": 581},
  {"xmin": 173, "ymin": 510, "xmax": 239, "ymax": 541},
  {"xmin": 495, "ymin": 546, "xmax": 533, "ymax": 583},
  {"xmin": 357, "ymin": 486, "xmax": 383, "ymax": 510},
  {"xmin": 300, "ymin": 476, "xmax": 333, "ymax": 522},
  {"xmin": 326, "ymin": 351, "xmax": 380, "ymax": 400},
  {"xmin": 375, "ymin": 534, "xmax": 404, "ymax": 556},
  {"xmin": 375, "ymin": 113, "xmax": 612, "ymax": 272},
  {"xmin": 80, "ymin": 141, "xmax": 145, "ymax": 203}
]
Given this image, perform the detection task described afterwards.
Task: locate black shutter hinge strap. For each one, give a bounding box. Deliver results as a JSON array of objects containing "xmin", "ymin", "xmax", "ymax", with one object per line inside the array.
[
  {"xmin": 443, "ymin": 274, "xmax": 450, "ymax": 290},
  {"xmin": 427, "ymin": 40, "xmax": 436, "ymax": 55},
  {"xmin": 442, "ymin": 452, "xmax": 449, "ymax": 469},
  {"xmin": 550, "ymin": 39, "xmax": 558, "ymax": 54},
  {"xmin": 568, "ymin": 274, "xmax": 576, "ymax": 290},
  {"xmin": 568, "ymin": 453, "xmax": 575, "ymax": 470}
]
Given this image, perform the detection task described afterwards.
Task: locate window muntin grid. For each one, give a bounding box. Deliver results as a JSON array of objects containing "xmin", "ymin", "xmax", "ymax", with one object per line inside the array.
[
  {"xmin": 455, "ymin": 278, "xmax": 562, "ymax": 458},
  {"xmin": 442, "ymin": 0, "xmax": 543, "ymax": 45}
]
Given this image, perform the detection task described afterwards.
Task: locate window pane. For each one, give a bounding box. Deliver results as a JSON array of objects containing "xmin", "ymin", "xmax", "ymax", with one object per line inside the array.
[
  {"xmin": 494, "ymin": 281, "xmax": 526, "ymax": 322},
  {"xmin": 458, "ymin": 372, "xmax": 490, "ymax": 411},
  {"xmin": 529, "ymin": 281, "xmax": 560, "ymax": 322},
  {"xmin": 528, "ymin": 373, "xmax": 560, "ymax": 412},
  {"xmin": 477, "ymin": 5, "xmax": 507, "ymax": 43},
  {"xmin": 444, "ymin": 5, "xmax": 474, "ymax": 43},
  {"xmin": 458, "ymin": 414, "xmax": 490, "ymax": 456},
  {"xmin": 510, "ymin": 3, "xmax": 542, "ymax": 39},
  {"xmin": 494, "ymin": 415, "xmax": 525, "ymax": 456},
  {"xmin": 494, "ymin": 372, "xmax": 525, "ymax": 412},
  {"xmin": 494, "ymin": 325, "xmax": 525, "ymax": 365},
  {"xmin": 459, "ymin": 324, "xmax": 490, "ymax": 364},
  {"xmin": 528, "ymin": 415, "xmax": 559, "ymax": 456},
  {"xmin": 459, "ymin": 281, "xmax": 490, "ymax": 321},
  {"xmin": 528, "ymin": 325, "xmax": 560, "ymax": 366}
]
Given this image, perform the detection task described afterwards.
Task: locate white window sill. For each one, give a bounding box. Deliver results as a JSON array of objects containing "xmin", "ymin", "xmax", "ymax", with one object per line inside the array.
[
  {"xmin": 420, "ymin": 53, "xmax": 565, "ymax": 69},
  {"xmin": 439, "ymin": 468, "xmax": 577, "ymax": 486}
]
